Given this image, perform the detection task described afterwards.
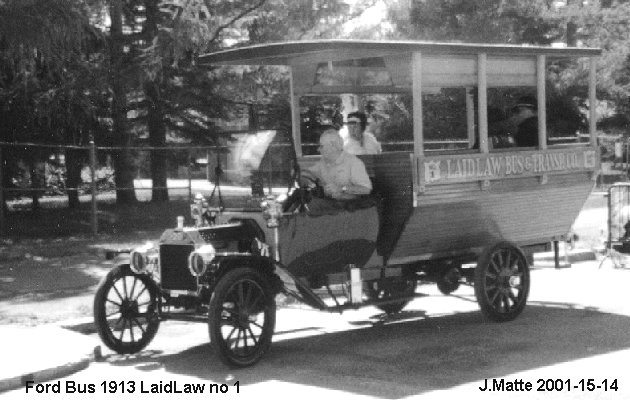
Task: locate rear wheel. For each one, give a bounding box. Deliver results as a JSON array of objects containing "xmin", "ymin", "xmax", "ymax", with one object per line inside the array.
[
  {"xmin": 366, "ymin": 277, "xmax": 417, "ymax": 314},
  {"xmin": 93, "ymin": 265, "xmax": 160, "ymax": 354},
  {"xmin": 474, "ymin": 242, "xmax": 530, "ymax": 322},
  {"xmin": 208, "ymin": 268, "xmax": 276, "ymax": 368}
]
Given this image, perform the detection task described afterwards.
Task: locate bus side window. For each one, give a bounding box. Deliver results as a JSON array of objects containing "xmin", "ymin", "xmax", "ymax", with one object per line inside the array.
[{"xmin": 423, "ymin": 87, "xmax": 470, "ymax": 153}]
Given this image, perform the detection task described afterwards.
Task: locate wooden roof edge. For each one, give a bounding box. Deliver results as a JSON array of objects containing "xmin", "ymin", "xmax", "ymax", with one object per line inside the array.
[{"xmin": 199, "ymin": 39, "xmax": 602, "ymax": 66}]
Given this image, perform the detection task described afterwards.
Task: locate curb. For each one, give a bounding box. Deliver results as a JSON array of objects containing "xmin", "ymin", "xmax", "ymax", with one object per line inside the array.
[{"xmin": 0, "ymin": 351, "xmax": 95, "ymax": 393}]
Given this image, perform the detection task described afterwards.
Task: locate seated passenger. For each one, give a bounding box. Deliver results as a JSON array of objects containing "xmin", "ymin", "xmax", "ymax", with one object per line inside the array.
[
  {"xmin": 304, "ymin": 129, "xmax": 372, "ymax": 200},
  {"xmin": 343, "ymin": 111, "xmax": 382, "ymax": 155},
  {"xmin": 488, "ymin": 106, "xmax": 514, "ymax": 149},
  {"xmin": 512, "ymin": 96, "xmax": 539, "ymax": 147}
]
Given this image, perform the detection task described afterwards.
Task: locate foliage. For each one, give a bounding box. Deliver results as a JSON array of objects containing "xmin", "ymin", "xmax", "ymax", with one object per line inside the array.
[
  {"xmin": 0, "ymin": 0, "xmax": 108, "ymax": 209},
  {"xmin": 571, "ymin": 1, "xmax": 630, "ymax": 119},
  {"xmin": 8, "ymin": 0, "xmax": 630, "ymax": 211},
  {"xmin": 386, "ymin": 0, "xmax": 559, "ymax": 44},
  {"xmin": 246, "ymin": 0, "xmax": 353, "ymax": 42},
  {"xmin": 0, "ymin": 0, "xmax": 105, "ymax": 145}
]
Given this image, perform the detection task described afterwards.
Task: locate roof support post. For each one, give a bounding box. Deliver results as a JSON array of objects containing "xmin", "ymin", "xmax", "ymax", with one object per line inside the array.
[
  {"xmin": 537, "ymin": 55, "xmax": 547, "ymax": 150},
  {"xmin": 289, "ymin": 67, "xmax": 302, "ymax": 157},
  {"xmin": 466, "ymin": 88, "xmax": 476, "ymax": 149},
  {"xmin": 477, "ymin": 53, "xmax": 488, "ymax": 153},
  {"xmin": 412, "ymin": 52, "xmax": 424, "ymax": 204},
  {"xmin": 412, "ymin": 52, "xmax": 424, "ymax": 157}
]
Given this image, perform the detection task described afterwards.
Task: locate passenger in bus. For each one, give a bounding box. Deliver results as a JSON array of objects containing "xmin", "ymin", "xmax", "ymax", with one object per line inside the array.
[
  {"xmin": 472, "ymin": 107, "xmax": 514, "ymax": 150},
  {"xmin": 488, "ymin": 106, "xmax": 514, "ymax": 149},
  {"xmin": 304, "ymin": 128, "xmax": 372, "ymax": 200},
  {"xmin": 512, "ymin": 96, "xmax": 539, "ymax": 147},
  {"xmin": 343, "ymin": 111, "xmax": 382, "ymax": 155}
]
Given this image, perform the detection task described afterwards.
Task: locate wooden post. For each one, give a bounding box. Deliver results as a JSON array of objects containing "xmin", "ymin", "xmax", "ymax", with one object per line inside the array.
[
  {"xmin": 289, "ymin": 67, "xmax": 302, "ymax": 157},
  {"xmin": 589, "ymin": 57, "xmax": 597, "ymax": 146},
  {"xmin": 0, "ymin": 144, "xmax": 5, "ymax": 237},
  {"xmin": 477, "ymin": 53, "xmax": 488, "ymax": 154},
  {"xmin": 466, "ymin": 88, "xmax": 475, "ymax": 149},
  {"xmin": 553, "ymin": 240, "xmax": 560, "ymax": 269},
  {"xmin": 412, "ymin": 52, "xmax": 424, "ymax": 157},
  {"xmin": 188, "ymin": 149, "xmax": 192, "ymax": 203},
  {"xmin": 89, "ymin": 140, "xmax": 98, "ymax": 235},
  {"xmin": 206, "ymin": 149, "xmax": 211, "ymax": 182},
  {"xmin": 267, "ymin": 152, "xmax": 273, "ymax": 195},
  {"xmin": 537, "ymin": 55, "xmax": 547, "ymax": 150},
  {"xmin": 411, "ymin": 52, "xmax": 424, "ymax": 204}
]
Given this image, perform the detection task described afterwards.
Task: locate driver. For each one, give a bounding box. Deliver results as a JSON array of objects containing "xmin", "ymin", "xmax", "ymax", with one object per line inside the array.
[{"xmin": 303, "ymin": 128, "xmax": 372, "ymax": 200}]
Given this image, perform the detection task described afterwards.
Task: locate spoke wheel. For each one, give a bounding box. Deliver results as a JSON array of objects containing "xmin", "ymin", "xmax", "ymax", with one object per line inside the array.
[
  {"xmin": 474, "ymin": 242, "xmax": 530, "ymax": 322},
  {"xmin": 366, "ymin": 277, "xmax": 417, "ymax": 314},
  {"xmin": 208, "ymin": 268, "xmax": 276, "ymax": 368},
  {"xmin": 93, "ymin": 265, "xmax": 160, "ymax": 354}
]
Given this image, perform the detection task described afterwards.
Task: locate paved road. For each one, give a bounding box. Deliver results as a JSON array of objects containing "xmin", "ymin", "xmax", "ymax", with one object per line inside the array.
[{"xmin": 3, "ymin": 260, "xmax": 630, "ymax": 400}]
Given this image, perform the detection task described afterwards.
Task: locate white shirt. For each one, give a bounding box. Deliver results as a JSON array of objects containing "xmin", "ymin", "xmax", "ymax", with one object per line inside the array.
[
  {"xmin": 308, "ymin": 151, "xmax": 372, "ymax": 194},
  {"xmin": 343, "ymin": 131, "xmax": 382, "ymax": 155}
]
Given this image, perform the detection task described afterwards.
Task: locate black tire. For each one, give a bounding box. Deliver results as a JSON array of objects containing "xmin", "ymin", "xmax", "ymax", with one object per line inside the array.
[
  {"xmin": 93, "ymin": 264, "xmax": 160, "ymax": 354},
  {"xmin": 208, "ymin": 268, "xmax": 276, "ymax": 368},
  {"xmin": 437, "ymin": 268, "xmax": 461, "ymax": 295},
  {"xmin": 474, "ymin": 242, "xmax": 530, "ymax": 322},
  {"xmin": 366, "ymin": 277, "xmax": 417, "ymax": 314}
]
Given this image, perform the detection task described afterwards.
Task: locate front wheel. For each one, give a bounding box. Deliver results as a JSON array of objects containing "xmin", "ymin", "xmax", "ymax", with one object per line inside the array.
[
  {"xmin": 474, "ymin": 242, "xmax": 530, "ymax": 322},
  {"xmin": 93, "ymin": 265, "xmax": 160, "ymax": 354},
  {"xmin": 208, "ymin": 268, "xmax": 276, "ymax": 368}
]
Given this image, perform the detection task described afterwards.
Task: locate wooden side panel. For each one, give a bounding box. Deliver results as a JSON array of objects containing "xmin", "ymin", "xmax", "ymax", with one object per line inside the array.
[
  {"xmin": 487, "ymin": 56, "xmax": 536, "ymax": 87},
  {"xmin": 389, "ymin": 172, "xmax": 594, "ymax": 261},
  {"xmin": 422, "ymin": 55, "xmax": 477, "ymax": 87},
  {"xmin": 301, "ymin": 152, "xmax": 593, "ymax": 263}
]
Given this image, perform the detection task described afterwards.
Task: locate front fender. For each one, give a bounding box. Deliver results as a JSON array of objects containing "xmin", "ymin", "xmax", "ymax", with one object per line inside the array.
[
  {"xmin": 114, "ymin": 254, "xmax": 131, "ymax": 267},
  {"xmin": 213, "ymin": 254, "xmax": 327, "ymax": 310},
  {"xmin": 213, "ymin": 254, "xmax": 277, "ymax": 282}
]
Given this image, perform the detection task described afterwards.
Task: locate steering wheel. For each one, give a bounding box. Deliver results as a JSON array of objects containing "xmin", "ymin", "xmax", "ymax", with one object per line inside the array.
[{"xmin": 282, "ymin": 172, "xmax": 322, "ymax": 212}]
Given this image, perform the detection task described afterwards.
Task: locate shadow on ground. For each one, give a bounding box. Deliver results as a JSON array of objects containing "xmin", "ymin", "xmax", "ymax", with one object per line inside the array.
[
  {"xmin": 0, "ymin": 232, "xmax": 165, "ymax": 323},
  {"xmin": 95, "ymin": 303, "xmax": 630, "ymax": 399}
]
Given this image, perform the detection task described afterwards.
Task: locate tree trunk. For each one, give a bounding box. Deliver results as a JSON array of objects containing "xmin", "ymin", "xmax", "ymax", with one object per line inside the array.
[
  {"xmin": 65, "ymin": 148, "xmax": 82, "ymax": 209},
  {"xmin": 145, "ymin": 80, "xmax": 169, "ymax": 202},
  {"xmin": 144, "ymin": 0, "xmax": 169, "ymax": 203},
  {"xmin": 110, "ymin": 0, "xmax": 137, "ymax": 205}
]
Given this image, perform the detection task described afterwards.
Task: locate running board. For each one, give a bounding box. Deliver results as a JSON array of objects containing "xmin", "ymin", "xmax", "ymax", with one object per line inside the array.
[{"xmin": 325, "ymin": 292, "xmax": 427, "ymax": 313}]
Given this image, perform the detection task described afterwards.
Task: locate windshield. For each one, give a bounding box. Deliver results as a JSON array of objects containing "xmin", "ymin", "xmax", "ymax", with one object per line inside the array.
[{"xmin": 191, "ymin": 130, "xmax": 295, "ymax": 208}]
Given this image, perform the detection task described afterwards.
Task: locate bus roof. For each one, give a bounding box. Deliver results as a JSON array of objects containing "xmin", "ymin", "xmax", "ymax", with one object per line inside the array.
[{"xmin": 199, "ymin": 39, "xmax": 602, "ymax": 66}]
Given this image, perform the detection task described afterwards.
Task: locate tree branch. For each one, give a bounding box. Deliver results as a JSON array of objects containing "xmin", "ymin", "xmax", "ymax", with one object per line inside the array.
[{"xmin": 208, "ymin": 0, "xmax": 268, "ymax": 44}]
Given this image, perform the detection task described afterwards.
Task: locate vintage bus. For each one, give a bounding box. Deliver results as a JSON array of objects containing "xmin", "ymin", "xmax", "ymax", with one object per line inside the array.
[{"xmin": 94, "ymin": 40, "xmax": 601, "ymax": 367}]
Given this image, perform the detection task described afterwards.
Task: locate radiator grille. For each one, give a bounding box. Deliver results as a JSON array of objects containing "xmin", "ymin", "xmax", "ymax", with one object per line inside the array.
[{"xmin": 159, "ymin": 244, "xmax": 196, "ymax": 291}]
